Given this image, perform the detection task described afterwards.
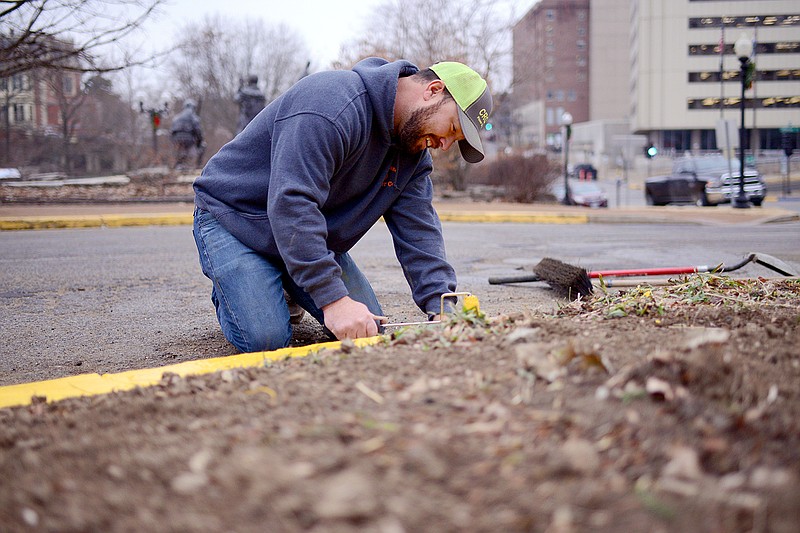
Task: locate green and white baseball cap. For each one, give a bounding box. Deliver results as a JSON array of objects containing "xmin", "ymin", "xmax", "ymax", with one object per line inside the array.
[{"xmin": 430, "ymin": 61, "xmax": 493, "ymax": 163}]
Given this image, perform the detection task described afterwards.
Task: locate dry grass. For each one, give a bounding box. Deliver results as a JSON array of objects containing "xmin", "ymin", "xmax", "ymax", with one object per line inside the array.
[{"xmin": 559, "ymin": 274, "xmax": 800, "ymax": 319}]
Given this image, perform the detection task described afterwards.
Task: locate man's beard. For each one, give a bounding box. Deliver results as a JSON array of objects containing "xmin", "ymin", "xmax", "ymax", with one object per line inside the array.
[{"xmin": 397, "ymin": 98, "xmax": 448, "ymax": 153}]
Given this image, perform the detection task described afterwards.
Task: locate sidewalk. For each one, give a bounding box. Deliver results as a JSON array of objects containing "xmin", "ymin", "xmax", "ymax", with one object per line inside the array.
[{"xmin": 0, "ymin": 199, "xmax": 797, "ymax": 230}]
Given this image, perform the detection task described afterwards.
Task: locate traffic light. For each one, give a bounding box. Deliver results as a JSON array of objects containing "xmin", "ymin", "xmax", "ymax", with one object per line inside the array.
[
  {"xmin": 645, "ymin": 143, "xmax": 657, "ymax": 159},
  {"xmin": 782, "ymin": 132, "xmax": 794, "ymax": 158},
  {"xmin": 151, "ymin": 111, "xmax": 161, "ymax": 129}
]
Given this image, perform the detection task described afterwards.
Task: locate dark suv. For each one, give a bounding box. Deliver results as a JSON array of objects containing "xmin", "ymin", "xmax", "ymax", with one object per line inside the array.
[{"xmin": 645, "ymin": 156, "xmax": 767, "ymax": 206}]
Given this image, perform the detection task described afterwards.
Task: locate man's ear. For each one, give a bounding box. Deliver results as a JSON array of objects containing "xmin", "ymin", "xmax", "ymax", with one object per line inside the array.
[{"xmin": 423, "ymin": 80, "xmax": 446, "ymax": 101}]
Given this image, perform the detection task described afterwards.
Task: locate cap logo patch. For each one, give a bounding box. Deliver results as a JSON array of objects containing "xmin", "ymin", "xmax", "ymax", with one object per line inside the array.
[{"xmin": 477, "ymin": 108, "xmax": 489, "ymax": 129}]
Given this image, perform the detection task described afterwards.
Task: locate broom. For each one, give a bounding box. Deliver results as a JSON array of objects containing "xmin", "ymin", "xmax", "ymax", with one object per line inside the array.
[
  {"xmin": 529, "ymin": 257, "xmax": 593, "ymax": 300},
  {"xmin": 488, "ymin": 252, "xmax": 797, "ymax": 300}
]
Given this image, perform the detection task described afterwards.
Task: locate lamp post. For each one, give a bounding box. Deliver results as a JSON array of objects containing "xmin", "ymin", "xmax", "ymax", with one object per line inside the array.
[
  {"xmin": 733, "ymin": 34, "xmax": 753, "ymax": 209},
  {"xmin": 561, "ymin": 111, "xmax": 573, "ymax": 205},
  {"xmin": 139, "ymin": 101, "xmax": 169, "ymax": 154}
]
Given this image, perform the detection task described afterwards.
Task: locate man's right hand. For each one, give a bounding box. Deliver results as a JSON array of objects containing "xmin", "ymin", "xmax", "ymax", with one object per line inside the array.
[{"xmin": 322, "ymin": 296, "xmax": 381, "ymax": 340}]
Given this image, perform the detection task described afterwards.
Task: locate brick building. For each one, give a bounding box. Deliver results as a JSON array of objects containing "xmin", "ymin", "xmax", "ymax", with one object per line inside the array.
[
  {"xmin": 513, "ymin": 0, "xmax": 591, "ymax": 150},
  {"xmin": 1, "ymin": 69, "xmax": 83, "ymax": 134}
]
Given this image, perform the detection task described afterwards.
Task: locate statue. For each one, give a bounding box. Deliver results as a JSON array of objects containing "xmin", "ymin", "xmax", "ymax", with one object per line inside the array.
[
  {"xmin": 235, "ymin": 75, "xmax": 266, "ymax": 135},
  {"xmin": 170, "ymin": 99, "xmax": 205, "ymax": 169}
]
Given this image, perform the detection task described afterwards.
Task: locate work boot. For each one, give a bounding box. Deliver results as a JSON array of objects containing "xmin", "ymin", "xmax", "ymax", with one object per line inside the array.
[{"xmin": 284, "ymin": 290, "xmax": 305, "ymax": 324}]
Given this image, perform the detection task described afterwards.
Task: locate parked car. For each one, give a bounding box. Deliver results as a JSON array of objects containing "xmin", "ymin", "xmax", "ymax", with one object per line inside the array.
[
  {"xmin": 645, "ymin": 155, "xmax": 766, "ymax": 206},
  {"xmin": 0, "ymin": 168, "xmax": 22, "ymax": 180},
  {"xmin": 572, "ymin": 163, "xmax": 598, "ymax": 181},
  {"xmin": 552, "ymin": 178, "xmax": 608, "ymax": 208}
]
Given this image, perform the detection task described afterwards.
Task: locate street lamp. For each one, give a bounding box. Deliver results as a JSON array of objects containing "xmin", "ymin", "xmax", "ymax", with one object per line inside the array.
[
  {"xmin": 140, "ymin": 101, "xmax": 169, "ymax": 154},
  {"xmin": 561, "ymin": 111, "xmax": 573, "ymax": 205},
  {"xmin": 733, "ymin": 33, "xmax": 753, "ymax": 209}
]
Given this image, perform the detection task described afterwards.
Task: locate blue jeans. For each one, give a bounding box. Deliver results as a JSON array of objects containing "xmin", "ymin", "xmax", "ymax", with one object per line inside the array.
[{"xmin": 192, "ymin": 207, "xmax": 383, "ymax": 352}]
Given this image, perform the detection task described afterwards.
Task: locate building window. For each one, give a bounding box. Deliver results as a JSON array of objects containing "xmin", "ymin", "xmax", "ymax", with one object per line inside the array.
[
  {"xmin": 546, "ymin": 90, "xmax": 554, "ymax": 101},
  {"xmin": 577, "ymin": 39, "xmax": 586, "ymax": 50},
  {"xmin": 700, "ymin": 130, "xmax": 717, "ymax": 150},
  {"xmin": 578, "ymin": 10, "xmax": 586, "ymax": 21},
  {"xmin": 546, "ymin": 9, "xmax": 555, "ymax": 21},
  {"xmin": 546, "ymin": 107, "xmax": 554, "ymax": 126},
  {"xmin": 555, "ymin": 90, "xmax": 564, "ymax": 101},
  {"xmin": 687, "ymin": 96, "xmax": 800, "ymax": 109},
  {"xmin": 662, "ymin": 130, "xmax": 692, "ymax": 151},
  {"xmin": 689, "ymin": 69, "xmax": 800, "ymax": 82},
  {"xmin": 689, "ymin": 41, "xmax": 800, "ymax": 56},
  {"xmin": 688, "ymin": 14, "xmax": 800, "ymax": 29},
  {"xmin": 63, "ymin": 76, "xmax": 74, "ymax": 96},
  {"xmin": 13, "ymin": 104, "xmax": 27, "ymax": 123},
  {"xmin": 12, "ymin": 74, "xmax": 28, "ymax": 91},
  {"xmin": 567, "ymin": 90, "xmax": 577, "ymax": 102},
  {"xmin": 577, "ymin": 56, "xmax": 587, "ymax": 67}
]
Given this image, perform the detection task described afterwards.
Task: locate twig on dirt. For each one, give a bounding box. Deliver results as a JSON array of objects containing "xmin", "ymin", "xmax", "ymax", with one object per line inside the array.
[{"xmin": 355, "ymin": 381, "xmax": 384, "ymax": 404}]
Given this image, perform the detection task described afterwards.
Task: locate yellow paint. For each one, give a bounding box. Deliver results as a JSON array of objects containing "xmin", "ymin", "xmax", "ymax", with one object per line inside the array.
[
  {"xmin": 0, "ymin": 336, "xmax": 383, "ymax": 410},
  {"xmin": 0, "ymin": 213, "xmax": 193, "ymax": 231},
  {"xmin": 100, "ymin": 214, "xmax": 193, "ymax": 227},
  {"xmin": 0, "ymin": 215, "xmax": 104, "ymax": 230},
  {"xmin": 1, "ymin": 211, "xmax": 588, "ymax": 231}
]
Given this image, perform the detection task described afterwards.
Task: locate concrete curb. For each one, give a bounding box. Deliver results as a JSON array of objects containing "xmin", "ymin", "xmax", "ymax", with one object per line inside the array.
[
  {"xmin": 0, "ymin": 212, "xmax": 193, "ymax": 231},
  {"xmin": 0, "ymin": 211, "xmax": 591, "ymax": 230},
  {"xmin": 0, "ymin": 336, "xmax": 383, "ymax": 410},
  {"xmin": 0, "ymin": 206, "xmax": 797, "ymax": 231}
]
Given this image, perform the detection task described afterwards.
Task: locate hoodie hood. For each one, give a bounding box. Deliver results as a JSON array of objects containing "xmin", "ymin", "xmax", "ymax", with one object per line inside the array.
[{"xmin": 352, "ymin": 57, "xmax": 419, "ymax": 145}]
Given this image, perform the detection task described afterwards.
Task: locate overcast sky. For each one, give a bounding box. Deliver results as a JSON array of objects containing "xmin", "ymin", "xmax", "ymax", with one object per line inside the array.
[
  {"xmin": 138, "ymin": 0, "xmax": 393, "ymax": 69},
  {"xmin": 136, "ymin": 0, "xmax": 540, "ymax": 69}
]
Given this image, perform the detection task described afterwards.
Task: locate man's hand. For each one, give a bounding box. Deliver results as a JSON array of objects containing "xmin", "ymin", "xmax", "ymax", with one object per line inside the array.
[{"xmin": 322, "ymin": 296, "xmax": 382, "ymax": 340}]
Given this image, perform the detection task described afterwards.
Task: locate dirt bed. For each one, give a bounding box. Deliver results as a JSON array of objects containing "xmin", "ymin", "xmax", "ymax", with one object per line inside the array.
[{"xmin": 1, "ymin": 277, "xmax": 799, "ymax": 532}]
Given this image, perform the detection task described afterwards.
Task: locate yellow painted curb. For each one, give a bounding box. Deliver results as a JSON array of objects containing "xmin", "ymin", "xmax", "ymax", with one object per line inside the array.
[
  {"xmin": 100, "ymin": 213, "xmax": 193, "ymax": 227},
  {"xmin": 437, "ymin": 212, "xmax": 588, "ymax": 224},
  {"xmin": 0, "ymin": 215, "xmax": 104, "ymax": 230},
  {"xmin": 0, "ymin": 213, "xmax": 194, "ymax": 231},
  {"xmin": 0, "ymin": 211, "xmax": 589, "ymax": 230},
  {"xmin": 0, "ymin": 336, "xmax": 383, "ymax": 410}
]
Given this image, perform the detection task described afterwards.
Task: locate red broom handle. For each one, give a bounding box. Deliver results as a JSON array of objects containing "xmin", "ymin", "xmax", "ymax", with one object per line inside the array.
[{"xmin": 588, "ymin": 265, "xmax": 711, "ymax": 278}]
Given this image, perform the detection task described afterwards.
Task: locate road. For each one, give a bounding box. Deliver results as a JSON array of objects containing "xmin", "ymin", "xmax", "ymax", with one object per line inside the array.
[{"xmin": 1, "ymin": 220, "xmax": 798, "ymax": 386}]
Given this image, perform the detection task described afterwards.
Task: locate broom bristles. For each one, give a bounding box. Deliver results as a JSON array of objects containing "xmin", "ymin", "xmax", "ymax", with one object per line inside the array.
[{"xmin": 533, "ymin": 257, "xmax": 593, "ymax": 299}]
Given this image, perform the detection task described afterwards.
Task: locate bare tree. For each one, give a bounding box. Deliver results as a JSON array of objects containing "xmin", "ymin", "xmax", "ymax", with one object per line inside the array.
[
  {"xmin": 0, "ymin": 0, "xmax": 168, "ymax": 79},
  {"xmin": 167, "ymin": 15, "xmax": 310, "ymax": 155},
  {"xmin": 253, "ymin": 23, "xmax": 310, "ymax": 101},
  {"xmin": 334, "ymin": 0, "xmax": 517, "ymax": 191},
  {"xmin": 335, "ymin": 0, "xmax": 514, "ymax": 78},
  {"xmin": 44, "ymin": 68, "xmax": 88, "ymax": 174}
]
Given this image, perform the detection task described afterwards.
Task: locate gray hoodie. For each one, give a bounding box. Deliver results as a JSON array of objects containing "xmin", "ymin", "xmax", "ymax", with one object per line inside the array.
[{"xmin": 194, "ymin": 58, "xmax": 456, "ymax": 314}]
